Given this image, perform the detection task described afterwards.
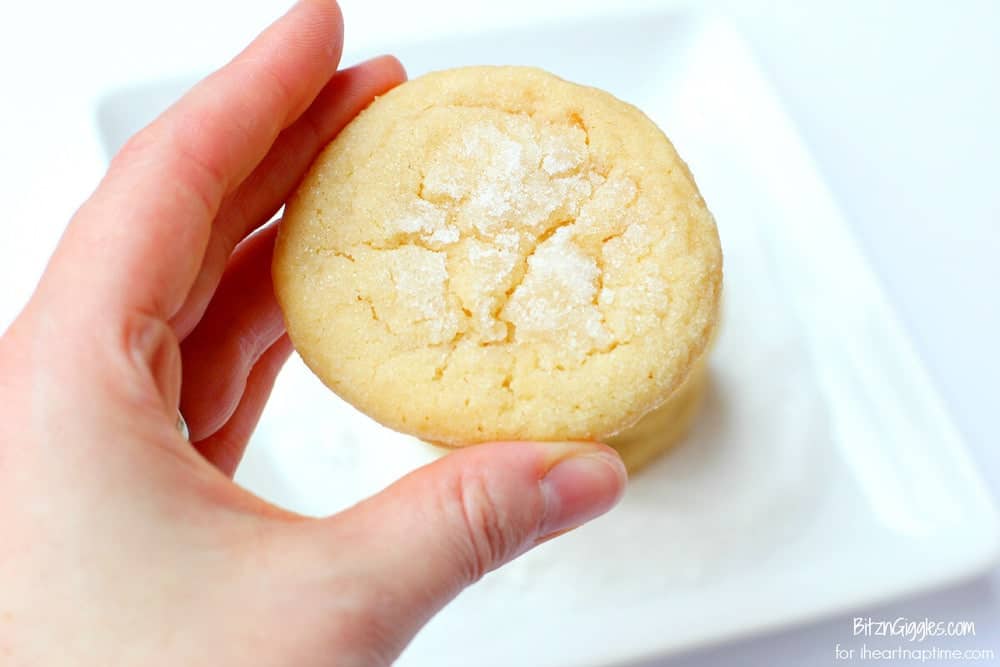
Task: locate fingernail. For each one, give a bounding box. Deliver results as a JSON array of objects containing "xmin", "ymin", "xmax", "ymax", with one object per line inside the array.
[{"xmin": 539, "ymin": 448, "xmax": 627, "ymax": 538}]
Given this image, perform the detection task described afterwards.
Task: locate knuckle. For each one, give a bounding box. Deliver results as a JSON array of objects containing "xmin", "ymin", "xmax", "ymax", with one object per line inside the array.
[
  {"xmin": 123, "ymin": 310, "xmax": 173, "ymax": 370},
  {"xmin": 119, "ymin": 310, "xmax": 180, "ymax": 402},
  {"xmin": 448, "ymin": 468, "xmax": 522, "ymax": 584},
  {"xmin": 109, "ymin": 126, "xmax": 180, "ymax": 190},
  {"xmin": 110, "ymin": 129, "xmax": 157, "ymax": 172}
]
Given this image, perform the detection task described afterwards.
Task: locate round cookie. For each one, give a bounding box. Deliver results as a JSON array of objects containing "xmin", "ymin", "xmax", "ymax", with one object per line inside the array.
[
  {"xmin": 274, "ymin": 66, "xmax": 722, "ymax": 445},
  {"xmin": 606, "ymin": 361, "xmax": 709, "ymax": 473}
]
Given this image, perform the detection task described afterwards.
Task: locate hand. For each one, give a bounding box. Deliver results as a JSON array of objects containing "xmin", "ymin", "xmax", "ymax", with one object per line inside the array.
[{"xmin": 0, "ymin": 1, "xmax": 626, "ymax": 664}]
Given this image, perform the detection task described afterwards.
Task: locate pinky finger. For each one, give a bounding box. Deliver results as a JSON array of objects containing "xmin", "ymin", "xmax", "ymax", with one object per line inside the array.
[{"xmin": 193, "ymin": 334, "xmax": 293, "ymax": 476}]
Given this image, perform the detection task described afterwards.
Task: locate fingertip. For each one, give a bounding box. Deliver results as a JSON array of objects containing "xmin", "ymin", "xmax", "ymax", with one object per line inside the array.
[
  {"xmin": 591, "ymin": 442, "xmax": 629, "ymax": 483},
  {"xmin": 324, "ymin": 0, "xmax": 346, "ymax": 65},
  {"xmin": 537, "ymin": 446, "xmax": 626, "ymax": 538},
  {"xmin": 293, "ymin": 0, "xmax": 345, "ymax": 64},
  {"xmin": 515, "ymin": 439, "xmax": 626, "ymax": 479},
  {"xmin": 347, "ymin": 54, "xmax": 407, "ymax": 87},
  {"xmin": 374, "ymin": 54, "xmax": 408, "ymax": 82}
]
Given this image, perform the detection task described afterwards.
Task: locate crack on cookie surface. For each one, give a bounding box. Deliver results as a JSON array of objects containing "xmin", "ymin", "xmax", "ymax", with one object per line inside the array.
[
  {"xmin": 325, "ymin": 107, "xmax": 650, "ymax": 368},
  {"xmin": 317, "ymin": 107, "xmax": 660, "ymax": 372}
]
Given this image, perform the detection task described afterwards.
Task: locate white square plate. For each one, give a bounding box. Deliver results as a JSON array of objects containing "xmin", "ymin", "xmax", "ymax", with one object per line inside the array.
[{"xmin": 95, "ymin": 11, "xmax": 1000, "ymax": 667}]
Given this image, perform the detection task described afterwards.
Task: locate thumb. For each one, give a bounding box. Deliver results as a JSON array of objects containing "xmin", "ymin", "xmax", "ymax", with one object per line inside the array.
[{"xmin": 297, "ymin": 441, "xmax": 625, "ymax": 661}]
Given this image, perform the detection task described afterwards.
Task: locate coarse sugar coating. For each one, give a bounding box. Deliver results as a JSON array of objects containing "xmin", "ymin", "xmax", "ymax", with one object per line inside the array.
[{"xmin": 273, "ymin": 66, "xmax": 722, "ymax": 445}]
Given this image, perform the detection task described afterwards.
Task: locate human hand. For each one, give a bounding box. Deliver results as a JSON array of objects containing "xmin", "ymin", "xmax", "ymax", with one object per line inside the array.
[{"xmin": 0, "ymin": 1, "xmax": 626, "ymax": 664}]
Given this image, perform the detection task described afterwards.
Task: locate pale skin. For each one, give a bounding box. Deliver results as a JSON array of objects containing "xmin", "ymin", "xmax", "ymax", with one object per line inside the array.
[{"xmin": 0, "ymin": 1, "xmax": 627, "ymax": 665}]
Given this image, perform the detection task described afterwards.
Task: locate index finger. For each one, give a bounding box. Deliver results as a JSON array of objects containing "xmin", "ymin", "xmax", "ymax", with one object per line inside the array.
[{"xmin": 45, "ymin": 0, "xmax": 344, "ymax": 323}]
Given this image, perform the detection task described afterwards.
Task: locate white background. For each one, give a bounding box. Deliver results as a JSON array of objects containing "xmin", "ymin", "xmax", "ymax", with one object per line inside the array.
[{"xmin": 1, "ymin": 0, "xmax": 997, "ymax": 664}]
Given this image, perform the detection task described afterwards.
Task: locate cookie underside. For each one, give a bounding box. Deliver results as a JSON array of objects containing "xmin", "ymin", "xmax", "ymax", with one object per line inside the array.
[{"xmin": 607, "ymin": 361, "xmax": 710, "ymax": 472}]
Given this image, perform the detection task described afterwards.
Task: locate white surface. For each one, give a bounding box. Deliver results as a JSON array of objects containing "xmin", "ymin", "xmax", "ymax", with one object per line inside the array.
[
  {"xmin": 1, "ymin": 1, "xmax": 999, "ymax": 665},
  {"xmin": 92, "ymin": 14, "xmax": 999, "ymax": 665}
]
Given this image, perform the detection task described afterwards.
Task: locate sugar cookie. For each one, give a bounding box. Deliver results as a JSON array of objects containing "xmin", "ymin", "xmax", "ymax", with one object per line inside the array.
[
  {"xmin": 607, "ymin": 361, "xmax": 709, "ymax": 473},
  {"xmin": 273, "ymin": 66, "xmax": 722, "ymax": 445}
]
